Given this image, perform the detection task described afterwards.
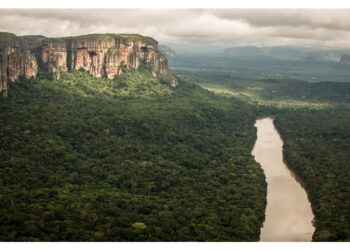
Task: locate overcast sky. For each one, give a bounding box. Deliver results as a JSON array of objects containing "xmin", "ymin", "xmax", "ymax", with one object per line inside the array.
[{"xmin": 1, "ymin": 9, "xmax": 350, "ymax": 48}]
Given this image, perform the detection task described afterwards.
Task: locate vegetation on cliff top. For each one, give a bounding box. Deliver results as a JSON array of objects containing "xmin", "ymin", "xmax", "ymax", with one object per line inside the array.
[
  {"xmin": 0, "ymin": 32, "xmax": 157, "ymax": 45},
  {"xmin": 19, "ymin": 35, "xmax": 47, "ymax": 41},
  {"xmin": 42, "ymin": 33, "xmax": 157, "ymax": 45},
  {"xmin": 0, "ymin": 32, "xmax": 17, "ymax": 38}
]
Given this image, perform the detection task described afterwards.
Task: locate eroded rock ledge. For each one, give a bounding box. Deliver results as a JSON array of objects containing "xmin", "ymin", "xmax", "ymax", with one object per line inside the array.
[{"xmin": 0, "ymin": 32, "xmax": 176, "ymax": 96}]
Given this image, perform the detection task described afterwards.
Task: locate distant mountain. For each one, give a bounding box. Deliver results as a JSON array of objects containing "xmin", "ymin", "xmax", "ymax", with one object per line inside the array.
[
  {"xmin": 339, "ymin": 54, "xmax": 350, "ymax": 64},
  {"xmin": 303, "ymin": 50, "xmax": 350, "ymax": 62},
  {"xmin": 223, "ymin": 46, "xmax": 310, "ymax": 60},
  {"xmin": 223, "ymin": 46, "xmax": 264, "ymax": 56},
  {"xmin": 265, "ymin": 47, "xmax": 307, "ymax": 60},
  {"xmin": 223, "ymin": 46, "xmax": 350, "ymax": 62}
]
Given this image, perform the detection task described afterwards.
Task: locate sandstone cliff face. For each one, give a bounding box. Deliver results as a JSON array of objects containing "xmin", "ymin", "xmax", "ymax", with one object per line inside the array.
[
  {"xmin": 0, "ymin": 50, "xmax": 8, "ymax": 96},
  {"xmin": 40, "ymin": 40, "xmax": 68, "ymax": 80},
  {"xmin": 0, "ymin": 34, "xmax": 39, "ymax": 96},
  {"xmin": 0, "ymin": 33, "xmax": 176, "ymax": 96}
]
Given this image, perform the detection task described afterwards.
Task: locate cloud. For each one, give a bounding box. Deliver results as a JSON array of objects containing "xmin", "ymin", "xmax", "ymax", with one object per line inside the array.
[
  {"xmin": 211, "ymin": 9, "xmax": 350, "ymax": 30},
  {"xmin": 0, "ymin": 9, "xmax": 350, "ymax": 48}
]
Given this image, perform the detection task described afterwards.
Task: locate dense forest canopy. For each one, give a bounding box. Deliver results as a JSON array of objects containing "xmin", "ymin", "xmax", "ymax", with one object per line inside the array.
[
  {"xmin": 176, "ymin": 67, "xmax": 350, "ymax": 241},
  {"xmin": 0, "ymin": 69, "xmax": 267, "ymax": 241},
  {"xmin": 275, "ymin": 107, "xmax": 350, "ymax": 241},
  {"xmin": 1, "ymin": 51, "xmax": 350, "ymax": 241}
]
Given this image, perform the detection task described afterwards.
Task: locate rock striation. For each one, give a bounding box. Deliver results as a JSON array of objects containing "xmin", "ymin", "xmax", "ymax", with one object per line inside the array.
[{"xmin": 0, "ymin": 32, "xmax": 176, "ymax": 96}]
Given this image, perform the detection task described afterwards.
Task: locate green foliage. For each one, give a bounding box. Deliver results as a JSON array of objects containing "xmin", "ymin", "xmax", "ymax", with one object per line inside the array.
[
  {"xmin": 116, "ymin": 34, "xmax": 157, "ymax": 44},
  {"xmin": 0, "ymin": 70, "xmax": 266, "ymax": 241},
  {"xmin": 173, "ymin": 53, "xmax": 350, "ymax": 82},
  {"xmin": 178, "ymin": 71, "xmax": 348, "ymax": 110},
  {"xmin": 41, "ymin": 33, "xmax": 157, "ymax": 45},
  {"xmin": 132, "ymin": 222, "xmax": 147, "ymax": 231},
  {"xmin": 0, "ymin": 32, "xmax": 17, "ymax": 39},
  {"xmin": 4, "ymin": 52, "xmax": 348, "ymax": 241},
  {"xmin": 184, "ymin": 67, "xmax": 350, "ymax": 242},
  {"xmin": 19, "ymin": 35, "xmax": 47, "ymax": 41},
  {"xmin": 274, "ymin": 107, "xmax": 350, "ymax": 241}
]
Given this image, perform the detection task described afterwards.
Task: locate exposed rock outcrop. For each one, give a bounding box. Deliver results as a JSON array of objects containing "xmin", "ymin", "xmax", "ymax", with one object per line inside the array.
[
  {"xmin": 0, "ymin": 33, "xmax": 39, "ymax": 96},
  {"xmin": 0, "ymin": 32, "xmax": 176, "ymax": 96}
]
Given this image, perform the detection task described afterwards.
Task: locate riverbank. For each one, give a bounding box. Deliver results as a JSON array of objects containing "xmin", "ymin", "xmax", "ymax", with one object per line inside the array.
[{"xmin": 252, "ymin": 117, "xmax": 315, "ymax": 241}]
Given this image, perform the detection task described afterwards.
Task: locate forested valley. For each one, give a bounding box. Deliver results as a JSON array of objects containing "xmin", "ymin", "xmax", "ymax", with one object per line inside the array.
[
  {"xmin": 179, "ymin": 69, "xmax": 350, "ymax": 241},
  {"xmin": 1, "ymin": 54, "xmax": 350, "ymax": 241},
  {"xmin": 275, "ymin": 107, "xmax": 350, "ymax": 241},
  {"xmin": 2, "ymin": 7, "xmax": 350, "ymax": 244},
  {"xmin": 0, "ymin": 69, "xmax": 267, "ymax": 241}
]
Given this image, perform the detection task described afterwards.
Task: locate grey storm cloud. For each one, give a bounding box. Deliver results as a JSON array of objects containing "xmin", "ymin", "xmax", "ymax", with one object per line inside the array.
[{"xmin": 0, "ymin": 9, "xmax": 350, "ymax": 48}]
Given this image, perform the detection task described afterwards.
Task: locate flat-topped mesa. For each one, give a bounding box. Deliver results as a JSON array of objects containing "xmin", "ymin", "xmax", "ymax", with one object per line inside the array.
[{"xmin": 0, "ymin": 32, "xmax": 176, "ymax": 96}]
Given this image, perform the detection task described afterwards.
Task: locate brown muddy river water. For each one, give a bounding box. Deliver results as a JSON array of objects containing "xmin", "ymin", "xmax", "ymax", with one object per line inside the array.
[{"xmin": 252, "ymin": 117, "xmax": 315, "ymax": 241}]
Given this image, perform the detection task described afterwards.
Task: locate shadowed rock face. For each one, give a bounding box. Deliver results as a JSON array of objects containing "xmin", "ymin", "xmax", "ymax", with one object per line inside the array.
[
  {"xmin": 0, "ymin": 32, "xmax": 176, "ymax": 96},
  {"xmin": 0, "ymin": 36, "xmax": 39, "ymax": 96}
]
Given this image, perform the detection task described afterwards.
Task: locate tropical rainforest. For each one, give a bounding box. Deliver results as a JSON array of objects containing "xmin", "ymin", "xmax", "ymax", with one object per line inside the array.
[
  {"xmin": 178, "ymin": 68, "xmax": 350, "ymax": 241},
  {"xmin": 0, "ymin": 68, "xmax": 267, "ymax": 241},
  {"xmin": 1, "ymin": 54, "xmax": 349, "ymax": 241}
]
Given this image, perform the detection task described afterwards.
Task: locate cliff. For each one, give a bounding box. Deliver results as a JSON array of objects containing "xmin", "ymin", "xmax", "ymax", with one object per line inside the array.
[{"xmin": 0, "ymin": 32, "xmax": 176, "ymax": 96}]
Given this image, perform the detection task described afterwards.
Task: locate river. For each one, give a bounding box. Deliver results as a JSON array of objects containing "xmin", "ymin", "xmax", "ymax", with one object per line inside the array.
[{"xmin": 252, "ymin": 117, "xmax": 315, "ymax": 241}]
